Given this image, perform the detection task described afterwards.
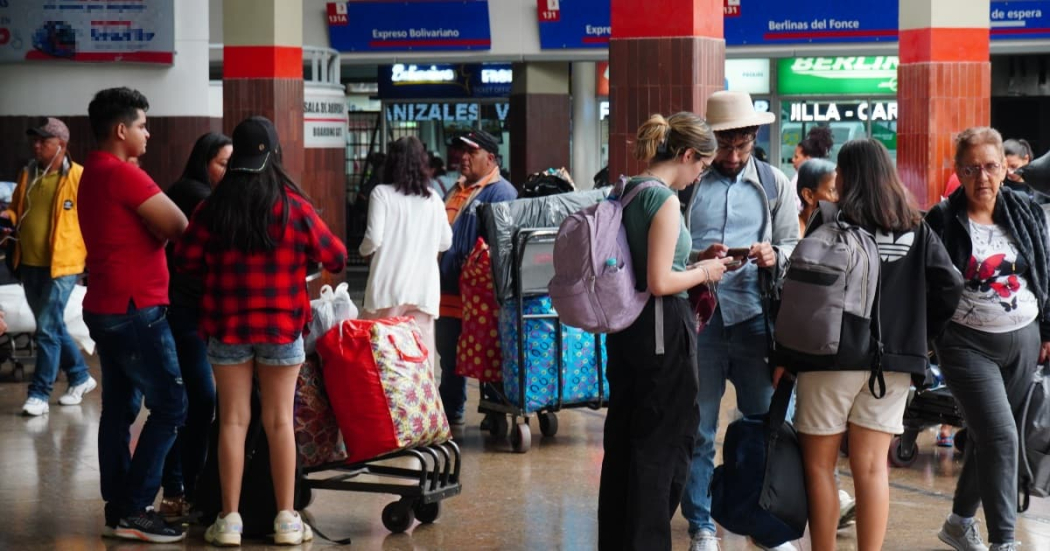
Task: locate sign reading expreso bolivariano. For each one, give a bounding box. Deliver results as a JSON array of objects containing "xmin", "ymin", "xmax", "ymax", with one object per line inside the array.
[
  {"xmin": 326, "ymin": 1, "xmax": 491, "ymax": 52},
  {"xmin": 0, "ymin": 0, "xmax": 174, "ymax": 64}
]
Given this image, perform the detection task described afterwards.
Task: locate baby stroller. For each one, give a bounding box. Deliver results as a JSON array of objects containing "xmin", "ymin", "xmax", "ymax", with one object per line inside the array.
[{"xmin": 888, "ymin": 364, "xmax": 967, "ymax": 468}]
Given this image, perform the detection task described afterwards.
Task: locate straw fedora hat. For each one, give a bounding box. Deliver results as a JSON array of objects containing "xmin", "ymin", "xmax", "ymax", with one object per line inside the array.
[{"xmin": 706, "ymin": 90, "xmax": 775, "ymax": 131}]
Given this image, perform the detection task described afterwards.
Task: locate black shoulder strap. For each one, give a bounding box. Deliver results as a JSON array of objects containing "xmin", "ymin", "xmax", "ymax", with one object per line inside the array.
[{"xmin": 754, "ymin": 159, "xmax": 779, "ymax": 207}]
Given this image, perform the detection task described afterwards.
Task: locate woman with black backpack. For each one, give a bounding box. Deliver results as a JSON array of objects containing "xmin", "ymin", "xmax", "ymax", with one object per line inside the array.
[{"xmin": 788, "ymin": 139, "xmax": 962, "ymax": 551}]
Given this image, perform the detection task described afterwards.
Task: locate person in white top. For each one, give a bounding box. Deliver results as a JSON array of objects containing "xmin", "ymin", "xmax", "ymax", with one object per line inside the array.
[{"xmin": 360, "ymin": 136, "xmax": 453, "ymax": 367}]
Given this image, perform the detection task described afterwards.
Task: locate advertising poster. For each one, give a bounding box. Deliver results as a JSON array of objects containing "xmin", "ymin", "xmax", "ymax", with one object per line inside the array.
[{"xmin": 0, "ymin": 0, "xmax": 175, "ymax": 64}]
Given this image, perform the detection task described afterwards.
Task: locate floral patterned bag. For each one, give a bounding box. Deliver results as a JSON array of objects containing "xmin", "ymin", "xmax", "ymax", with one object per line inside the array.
[
  {"xmin": 316, "ymin": 317, "xmax": 451, "ymax": 463},
  {"xmin": 457, "ymin": 237, "xmax": 503, "ymax": 382},
  {"xmin": 293, "ymin": 353, "xmax": 347, "ymax": 468}
]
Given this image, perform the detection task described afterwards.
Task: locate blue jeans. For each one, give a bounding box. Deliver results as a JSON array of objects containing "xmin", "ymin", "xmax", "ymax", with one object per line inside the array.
[
  {"xmin": 681, "ymin": 309, "xmax": 776, "ymax": 535},
  {"xmin": 436, "ymin": 317, "xmax": 466, "ymax": 419},
  {"xmin": 161, "ymin": 306, "xmax": 215, "ymax": 501},
  {"xmin": 22, "ymin": 266, "xmax": 89, "ymax": 400},
  {"xmin": 86, "ymin": 304, "xmax": 187, "ymax": 518}
]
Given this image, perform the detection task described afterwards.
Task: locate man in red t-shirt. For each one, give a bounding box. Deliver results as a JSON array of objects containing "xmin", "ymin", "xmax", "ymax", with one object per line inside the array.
[{"xmin": 79, "ymin": 87, "xmax": 189, "ymax": 543}]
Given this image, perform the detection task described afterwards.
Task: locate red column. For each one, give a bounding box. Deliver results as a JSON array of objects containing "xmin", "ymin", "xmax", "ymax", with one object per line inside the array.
[
  {"xmin": 608, "ymin": 0, "xmax": 725, "ymax": 178},
  {"xmin": 897, "ymin": 1, "xmax": 990, "ymax": 208}
]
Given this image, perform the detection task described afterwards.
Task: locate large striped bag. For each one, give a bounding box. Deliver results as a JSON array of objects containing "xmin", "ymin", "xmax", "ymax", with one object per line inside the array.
[{"xmin": 317, "ymin": 317, "xmax": 451, "ymax": 463}]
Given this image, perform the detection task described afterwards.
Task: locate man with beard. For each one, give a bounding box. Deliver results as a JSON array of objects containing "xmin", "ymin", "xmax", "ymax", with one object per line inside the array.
[{"xmin": 679, "ymin": 91, "xmax": 799, "ymax": 551}]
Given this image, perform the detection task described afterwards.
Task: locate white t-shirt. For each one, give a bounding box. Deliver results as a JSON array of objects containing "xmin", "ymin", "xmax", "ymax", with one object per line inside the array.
[
  {"xmin": 360, "ymin": 184, "xmax": 453, "ymax": 317},
  {"xmin": 951, "ymin": 220, "xmax": 1039, "ymax": 332}
]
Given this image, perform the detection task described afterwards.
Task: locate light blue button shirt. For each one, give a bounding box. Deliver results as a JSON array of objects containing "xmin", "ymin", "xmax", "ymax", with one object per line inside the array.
[{"xmin": 689, "ymin": 170, "xmax": 767, "ymax": 326}]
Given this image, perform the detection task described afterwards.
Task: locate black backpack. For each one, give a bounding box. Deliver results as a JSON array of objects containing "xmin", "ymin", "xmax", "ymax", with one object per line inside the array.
[
  {"xmin": 520, "ymin": 171, "xmax": 574, "ymax": 198},
  {"xmin": 195, "ymin": 384, "xmax": 305, "ymax": 538},
  {"xmin": 1018, "ymin": 362, "xmax": 1050, "ymax": 512}
]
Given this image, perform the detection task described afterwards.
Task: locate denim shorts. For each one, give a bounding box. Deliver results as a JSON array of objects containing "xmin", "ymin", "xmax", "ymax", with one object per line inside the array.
[{"xmin": 207, "ymin": 335, "xmax": 305, "ymax": 367}]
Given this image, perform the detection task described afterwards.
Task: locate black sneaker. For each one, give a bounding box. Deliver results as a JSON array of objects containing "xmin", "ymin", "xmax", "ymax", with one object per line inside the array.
[{"xmin": 114, "ymin": 508, "xmax": 186, "ymax": 543}]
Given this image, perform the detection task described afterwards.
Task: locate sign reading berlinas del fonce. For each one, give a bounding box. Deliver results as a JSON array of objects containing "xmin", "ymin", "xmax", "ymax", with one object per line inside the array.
[
  {"xmin": 0, "ymin": 0, "xmax": 174, "ymax": 64},
  {"xmin": 326, "ymin": 1, "xmax": 492, "ymax": 52}
]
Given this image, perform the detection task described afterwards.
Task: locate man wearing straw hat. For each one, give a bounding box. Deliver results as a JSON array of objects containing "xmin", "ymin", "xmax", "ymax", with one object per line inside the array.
[{"xmin": 679, "ymin": 90, "xmax": 800, "ymax": 551}]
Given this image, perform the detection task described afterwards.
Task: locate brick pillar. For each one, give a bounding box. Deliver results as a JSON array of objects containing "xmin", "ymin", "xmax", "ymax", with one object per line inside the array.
[
  {"xmin": 608, "ymin": 0, "xmax": 724, "ymax": 178},
  {"xmin": 898, "ymin": 0, "xmax": 991, "ymax": 209},
  {"xmin": 222, "ymin": 0, "xmax": 304, "ymax": 183},
  {"xmin": 508, "ymin": 62, "xmax": 571, "ymax": 188}
]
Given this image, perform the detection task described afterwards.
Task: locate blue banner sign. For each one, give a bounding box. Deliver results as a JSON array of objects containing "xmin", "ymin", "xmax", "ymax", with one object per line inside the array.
[
  {"xmin": 723, "ymin": 0, "xmax": 1050, "ymax": 45},
  {"xmin": 536, "ymin": 0, "xmax": 611, "ymax": 49},
  {"xmin": 378, "ymin": 63, "xmax": 513, "ymax": 99},
  {"xmin": 991, "ymin": 1, "xmax": 1050, "ymax": 40},
  {"xmin": 326, "ymin": 1, "xmax": 491, "ymax": 52}
]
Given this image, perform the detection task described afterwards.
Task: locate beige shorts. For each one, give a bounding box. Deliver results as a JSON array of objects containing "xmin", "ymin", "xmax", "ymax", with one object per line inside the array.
[{"xmin": 794, "ymin": 370, "xmax": 912, "ymax": 435}]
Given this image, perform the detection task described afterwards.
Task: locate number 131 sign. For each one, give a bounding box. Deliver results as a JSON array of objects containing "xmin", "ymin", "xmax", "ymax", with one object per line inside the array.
[{"xmin": 538, "ymin": 0, "xmax": 561, "ymax": 22}]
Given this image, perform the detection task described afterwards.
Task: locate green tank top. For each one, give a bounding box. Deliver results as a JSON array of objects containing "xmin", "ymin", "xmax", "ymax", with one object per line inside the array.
[{"xmin": 620, "ymin": 177, "xmax": 691, "ymax": 299}]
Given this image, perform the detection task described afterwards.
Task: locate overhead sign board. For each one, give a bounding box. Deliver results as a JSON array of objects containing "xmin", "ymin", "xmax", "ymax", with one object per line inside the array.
[
  {"xmin": 326, "ymin": 1, "xmax": 491, "ymax": 52},
  {"xmin": 725, "ymin": 58, "xmax": 770, "ymax": 95},
  {"xmin": 723, "ymin": 0, "xmax": 1050, "ymax": 45},
  {"xmin": 0, "ymin": 0, "xmax": 175, "ymax": 64},
  {"xmin": 778, "ymin": 56, "xmax": 899, "ymax": 96},
  {"xmin": 378, "ymin": 63, "xmax": 512, "ymax": 99},
  {"xmin": 536, "ymin": 0, "xmax": 611, "ymax": 49}
]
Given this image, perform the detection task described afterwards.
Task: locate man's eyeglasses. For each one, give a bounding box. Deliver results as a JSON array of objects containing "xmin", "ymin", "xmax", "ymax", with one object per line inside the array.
[
  {"xmin": 958, "ymin": 162, "xmax": 1003, "ymax": 178},
  {"xmin": 716, "ymin": 138, "xmax": 755, "ymax": 156}
]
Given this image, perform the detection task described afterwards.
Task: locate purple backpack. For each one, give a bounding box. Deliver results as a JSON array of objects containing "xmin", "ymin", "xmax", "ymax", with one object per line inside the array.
[{"xmin": 548, "ymin": 179, "xmax": 663, "ymax": 334}]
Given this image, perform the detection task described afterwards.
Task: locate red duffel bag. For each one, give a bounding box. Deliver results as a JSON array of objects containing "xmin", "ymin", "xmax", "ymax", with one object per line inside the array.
[{"xmin": 316, "ymin": 317, "xmax": 452, "ymax": 463}]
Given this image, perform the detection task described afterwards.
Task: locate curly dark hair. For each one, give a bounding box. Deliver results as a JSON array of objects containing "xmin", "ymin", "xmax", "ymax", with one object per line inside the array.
[
  {"xmin": 383, "ymin": 136, "xmax": 432, "ymax": 197},
  {"xmin": 799, "ymin": 126, "xmax": 834, "ymax": 159},
  {"xmin": 88, "ymin": 87, "xmax": 150, "ymax": 142}
]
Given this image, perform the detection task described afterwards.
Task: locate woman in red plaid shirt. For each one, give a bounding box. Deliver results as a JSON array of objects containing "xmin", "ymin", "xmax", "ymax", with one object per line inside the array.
[{"xmin": 174, "ymin": 117, "xmax": 346, "ymax": 546}]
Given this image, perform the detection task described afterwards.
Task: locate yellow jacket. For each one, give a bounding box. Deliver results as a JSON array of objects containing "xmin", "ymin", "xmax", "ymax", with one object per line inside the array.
[{"xmin": 5, "ymin": 158, "xmax": 87, "ymax": 278}]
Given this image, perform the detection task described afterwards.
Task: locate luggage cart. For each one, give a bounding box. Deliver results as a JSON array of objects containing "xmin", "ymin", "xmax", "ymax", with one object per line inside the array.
[
  {"xmin": 0, "ymin": 331, "xmax": 35, "ymax": 382},
  {"xmin": 297, "ymin": 441, "xmax": 462, "ymax": 533},
  {"xmin": 478, "ymin": 227, "xmax": 606, "ymax": 453}
]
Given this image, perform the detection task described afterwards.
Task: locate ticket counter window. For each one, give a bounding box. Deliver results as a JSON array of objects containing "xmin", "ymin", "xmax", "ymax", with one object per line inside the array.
[{"xmin": 779, "ymin": 100, "xmax": 898, "ymax": 177}]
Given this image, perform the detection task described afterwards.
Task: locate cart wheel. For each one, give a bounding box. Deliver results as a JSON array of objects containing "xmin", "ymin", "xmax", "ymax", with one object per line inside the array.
[
  {"xmin": 538, "ymin": 412, "xmax": 559, "ymax": 437},
  {"xmin": 954, "ymin": 428, "xmax": 967, "ymax": 455},
  {"xmin": 889, "ymin": 435, "xmax": 918, "ymax": 468},
  {"xmin": 488, "ymin": 414, "xmax": 509, "ymax": 439},
  {"xmin": 12, "ymin": 363, "xmax": 24, "ymax": 382},
  {"xmin": 294, "ymin": 484, "xmax": 313, "ymax": 510},
  {"xmin": 382, "ymin": 501, "xmax": 415, "ymax": 533},
  {"xmin": 511, "ymin": 421, "xmax": 532, "ymax": 453},
  {"xmin": 413, "ymin": 501, "xmax": 441, "ymax": 524}
]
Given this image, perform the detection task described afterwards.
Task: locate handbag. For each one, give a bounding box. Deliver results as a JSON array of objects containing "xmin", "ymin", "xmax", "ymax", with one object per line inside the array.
[
  {"xmin": 456, "ymin": 238, "xmax": 503, "ymax": 382},
  {"xmin": 316, "ymin": 317, "xmax": 451, "ymax": 463},
  {"xmin": 711, "ymin": 378, "xmax": 807, "ymax": 548},
  {"xmin": 688, "ymin": 283, "xmax": 717, "ymax": 333}
]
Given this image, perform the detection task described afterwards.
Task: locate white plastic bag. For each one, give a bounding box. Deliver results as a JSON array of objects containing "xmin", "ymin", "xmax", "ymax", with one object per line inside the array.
[
  {"xmin": 305, "ymin": 282, "xmax": 358, "ymax": 353},
  {"xmin": 0, "ymin": 283, "xmax": 95, "ymax": 355}
]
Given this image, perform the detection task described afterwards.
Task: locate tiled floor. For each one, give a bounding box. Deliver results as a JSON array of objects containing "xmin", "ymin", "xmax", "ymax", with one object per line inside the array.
[{"xmin": 1, "ymin": 356, "xmax": 1049, "ymax": 550}]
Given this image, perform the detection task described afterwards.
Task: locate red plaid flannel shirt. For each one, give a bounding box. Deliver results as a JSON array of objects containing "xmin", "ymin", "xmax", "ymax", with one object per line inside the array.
[{"xmin": 174, "ymin": 192, "xmax": 346, "ymax": 344}]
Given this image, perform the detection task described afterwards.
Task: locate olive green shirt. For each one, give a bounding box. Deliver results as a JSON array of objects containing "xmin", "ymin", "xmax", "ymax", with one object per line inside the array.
[{"xmin": 621, "ymin": 177, "xmax": 691, "ymax": 299}]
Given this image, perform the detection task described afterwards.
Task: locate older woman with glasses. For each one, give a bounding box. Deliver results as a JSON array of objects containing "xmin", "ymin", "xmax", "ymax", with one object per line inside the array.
[{"xmin": 925, "ymin": 126, "xmax": 1050, "ymax": 551}]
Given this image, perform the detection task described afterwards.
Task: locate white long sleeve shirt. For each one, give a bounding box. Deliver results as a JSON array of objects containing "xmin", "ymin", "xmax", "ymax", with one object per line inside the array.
[{"xmin": 360, "ymin": 184, "xmax": 453, "ymax": 317}]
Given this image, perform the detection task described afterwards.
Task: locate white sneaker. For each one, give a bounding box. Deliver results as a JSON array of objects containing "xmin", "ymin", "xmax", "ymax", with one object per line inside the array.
[
  {"xmin": 58, "ymin": 376, "xmax": 97, "ymax": 406},
  {"xmin": 753, "ymin": 541, "xmax": 797, "ymax": 551},
  {"xmin": 838, "ymin": 489, "xmax": 857, "ymax": 529},
  {"xmin": 204, "ymin": 511, "xmax": 243, "ymax": 547},
  {"xmin": 690, "ymin": 530, "xmax": 721, "ymax": 551},
  {"xmin": 22, "ymin": 397, "xmax": 49, "ymax": 416},
  {"xmin": 274, "ymin": 510, "xmax": 313, "ymax": 545}
]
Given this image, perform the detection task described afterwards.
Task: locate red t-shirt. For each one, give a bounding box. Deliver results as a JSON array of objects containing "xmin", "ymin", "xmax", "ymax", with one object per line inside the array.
[{"xmin": 79, "ymin": 151, "xmax": 169, "ymax": 314}]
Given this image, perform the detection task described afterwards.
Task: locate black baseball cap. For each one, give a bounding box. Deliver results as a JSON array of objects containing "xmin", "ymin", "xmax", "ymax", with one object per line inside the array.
[
  {"xmin": 457, "ymin": 129, "xmax": 499, "ymax": 155},
  {"xmin": 229, "ymin": 116, "xmax": 280, "ymax": 172}
]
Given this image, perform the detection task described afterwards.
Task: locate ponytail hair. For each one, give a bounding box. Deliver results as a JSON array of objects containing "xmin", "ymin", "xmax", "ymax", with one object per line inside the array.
[{"xmin": 634, "ymin": 112, "xmax": 717, "ymax": 164}]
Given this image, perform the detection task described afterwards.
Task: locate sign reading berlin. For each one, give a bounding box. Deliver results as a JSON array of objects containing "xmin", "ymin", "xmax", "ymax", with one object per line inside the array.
[
  {"xmin": 326, "ymin": 1, "xmax": 492, "ymax": 52},
  {"xmin": 0, "ymin": 0, "xmax": 174, "ymax": 64},
  {"xmin": 778, "ymin": 56, "xmax": 899, "ymax": 96}
]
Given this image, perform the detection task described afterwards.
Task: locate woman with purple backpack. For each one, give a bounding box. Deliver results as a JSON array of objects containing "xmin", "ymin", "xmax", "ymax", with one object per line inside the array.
[{"xmin": 597, "ymin": 112, "xmax": 734, "ymax": 551}]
